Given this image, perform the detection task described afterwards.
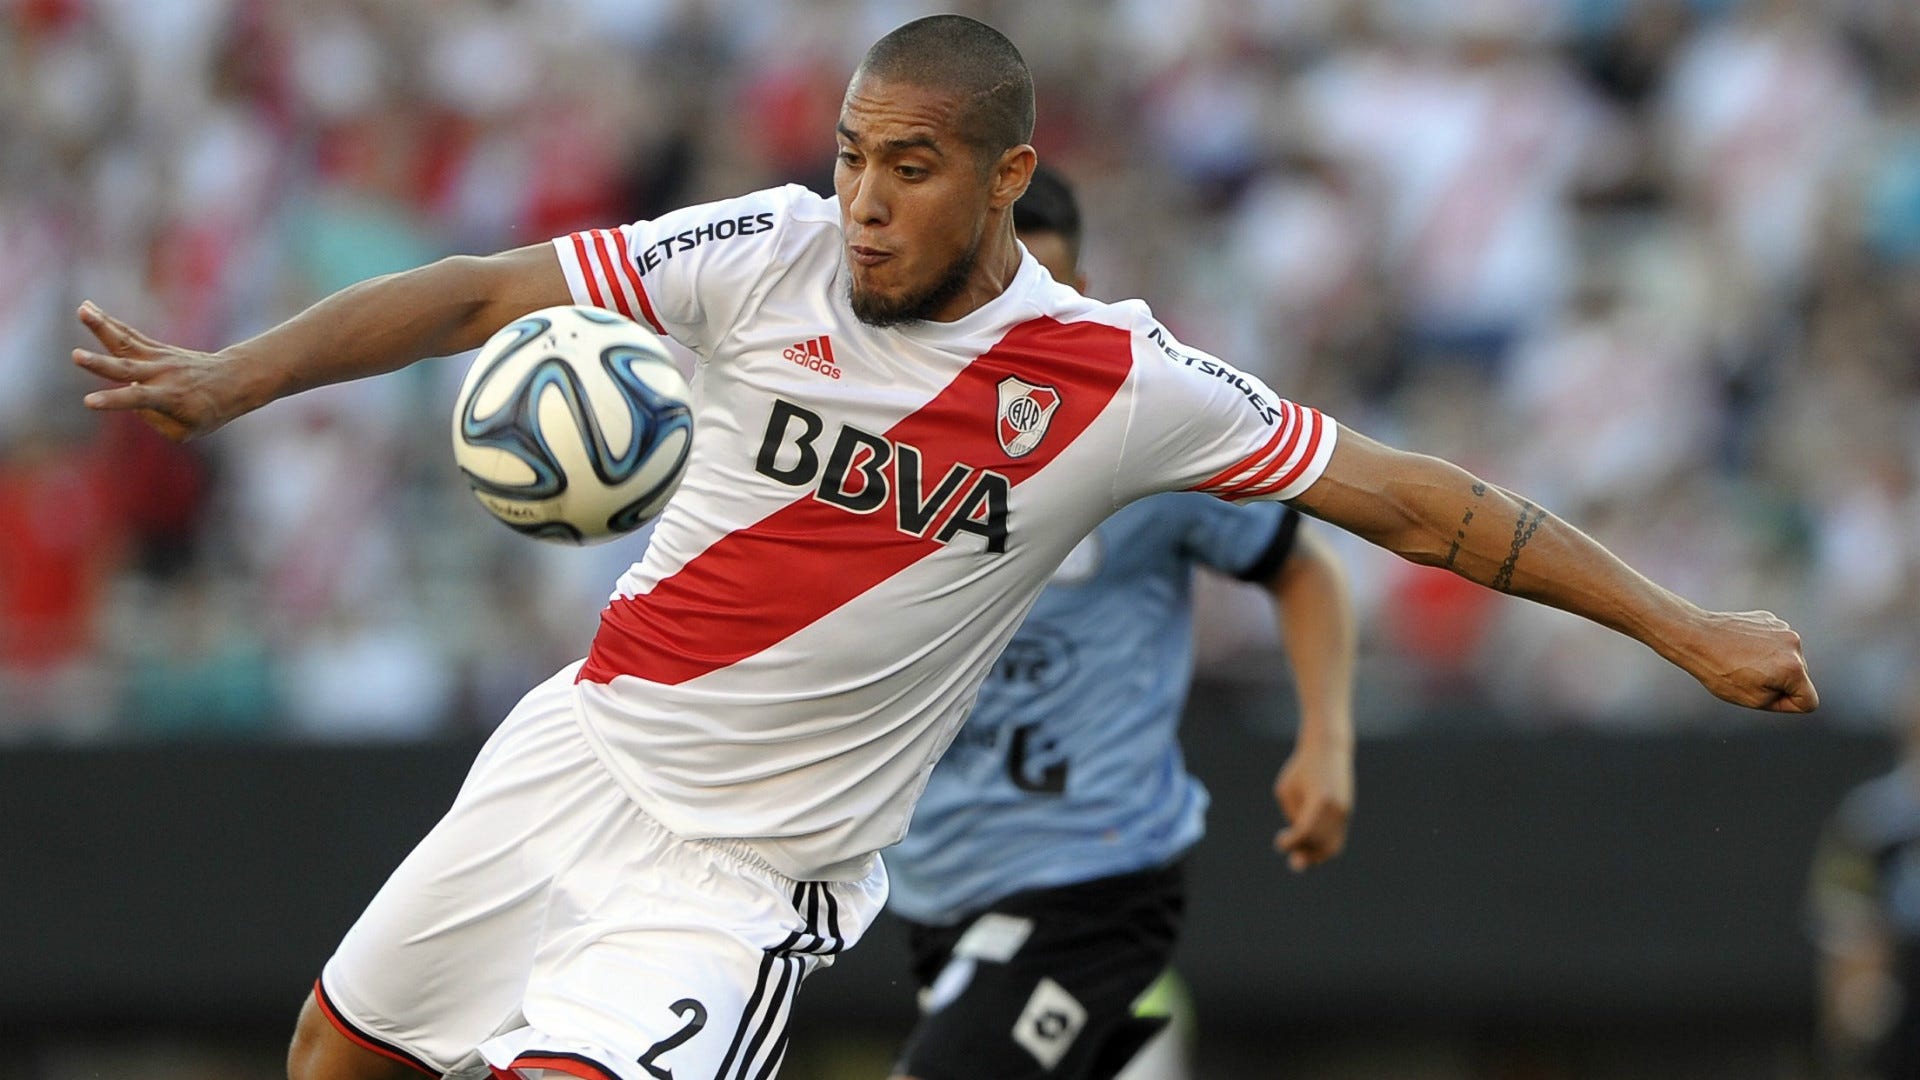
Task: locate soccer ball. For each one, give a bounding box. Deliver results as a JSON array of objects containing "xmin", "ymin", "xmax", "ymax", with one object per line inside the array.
[{"xmin": 451, "ymin": 305, "xmax": 693, "ymax": 545}]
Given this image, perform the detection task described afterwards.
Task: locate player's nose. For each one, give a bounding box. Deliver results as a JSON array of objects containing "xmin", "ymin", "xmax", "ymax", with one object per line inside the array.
[{"xmin": 847, "ymin": 170, "xmax": 889, "ymax": 227}]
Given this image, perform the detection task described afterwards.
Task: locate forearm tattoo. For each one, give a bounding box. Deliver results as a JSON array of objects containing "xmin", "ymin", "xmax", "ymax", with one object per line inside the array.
[
  {"xmin": 1444, "ymin": 483, "xmax": 1489, "ymax": 570},
  {"xmin": 1492, "ymin": 502, "xmax": 1547, "ymax": 593}
]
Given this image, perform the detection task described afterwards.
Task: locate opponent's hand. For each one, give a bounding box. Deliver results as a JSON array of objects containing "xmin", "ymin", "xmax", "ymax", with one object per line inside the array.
[
  {"xmin": 72, "ymin": 301, "xmax": 254, "ymax": 441},
  {"xmin": 1273, "ymin": 740, "xmax": 1354, "ymax": 872},
  {"xmin": 1665, "ymin": 608, "xmax": 1819, "ymax": 713}
]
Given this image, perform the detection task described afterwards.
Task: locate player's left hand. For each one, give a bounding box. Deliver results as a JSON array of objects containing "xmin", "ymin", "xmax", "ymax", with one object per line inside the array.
[{"xmin": 1273, "ymin": 740, "xmax": 1354, "ymax": 872}]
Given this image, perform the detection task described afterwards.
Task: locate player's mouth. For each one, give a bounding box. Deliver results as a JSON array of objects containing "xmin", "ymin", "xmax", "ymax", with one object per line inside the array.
[{"xmin": 848, "ymin": 245, "xmax": 893, "ymax": 267}]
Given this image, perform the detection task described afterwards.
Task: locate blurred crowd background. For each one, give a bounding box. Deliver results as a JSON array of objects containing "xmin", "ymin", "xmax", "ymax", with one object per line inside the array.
[{"xmin": 3, "ymin": 0, "xmax": 1917, "ymax": 743}]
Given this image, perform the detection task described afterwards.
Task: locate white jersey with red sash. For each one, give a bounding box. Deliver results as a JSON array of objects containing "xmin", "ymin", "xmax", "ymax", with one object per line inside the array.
[{"xmin": 551, "ymin": 185, "xmax": 1336, "ymax": 881}]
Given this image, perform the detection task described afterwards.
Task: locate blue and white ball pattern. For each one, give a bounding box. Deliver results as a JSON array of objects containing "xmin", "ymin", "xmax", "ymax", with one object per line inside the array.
[{"xmin": 452, "ymin": 305, "xmax": 693, "ymax": 544}]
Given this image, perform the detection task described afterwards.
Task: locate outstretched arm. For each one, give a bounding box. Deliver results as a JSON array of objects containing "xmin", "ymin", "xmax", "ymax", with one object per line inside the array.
[
  {"xmin": 1265, "ymin": 526, "xmax": 1358, "ymax": 872},
  {"xmin": 1289, "ymin": 426, "xmax": 1817, "ymax": 712},
  {"xmin": 73, "ymin": 243, "xmax": 570, "ymax": 441}
]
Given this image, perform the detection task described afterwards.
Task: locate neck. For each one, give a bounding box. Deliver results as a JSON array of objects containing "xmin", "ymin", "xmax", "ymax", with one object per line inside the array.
[{"xmin": 928, "ymin": 219, "xmax": 1022, "ymax": 322}]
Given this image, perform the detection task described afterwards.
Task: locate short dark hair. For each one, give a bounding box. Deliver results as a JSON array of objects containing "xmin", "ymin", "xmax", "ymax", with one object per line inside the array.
[
  {"xmin": 856, "ymin": 15, "xmax": 1035, "ymax": 160},
  {"xmin": 1012, "ymin": 163, "xmax": 1081, "ymax": 253}
]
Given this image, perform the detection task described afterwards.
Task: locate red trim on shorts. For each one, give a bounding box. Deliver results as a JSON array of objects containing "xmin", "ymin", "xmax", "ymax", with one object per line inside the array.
[
  {"xmin": 311, "ymin": 978, "xmax": 438, "ymax": 1077},
  {"xmin": 509, "ymin": 1052, "xmax": 625, "ymax": 1080}
]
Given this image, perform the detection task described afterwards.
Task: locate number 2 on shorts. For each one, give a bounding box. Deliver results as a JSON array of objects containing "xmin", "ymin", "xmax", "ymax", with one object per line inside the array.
[{"xmin": 637, "ymin": 998, "xmax": 708, "ymax": 1079}]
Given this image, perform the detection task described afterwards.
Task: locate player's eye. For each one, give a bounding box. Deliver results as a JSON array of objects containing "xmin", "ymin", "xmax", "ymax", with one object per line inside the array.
[
  {"xmin": 896, "ymin": 165, "xmax": 927, "ymax": 180},
  {"xmin": 837, "ymin": 150, "xmax": 862, "ymax": 168}
]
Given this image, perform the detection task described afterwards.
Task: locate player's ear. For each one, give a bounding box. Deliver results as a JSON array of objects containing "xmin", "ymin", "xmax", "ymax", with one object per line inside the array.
[{"xmin": 988, "ymin": 145, "xmax": 1036, "ymax": 211}]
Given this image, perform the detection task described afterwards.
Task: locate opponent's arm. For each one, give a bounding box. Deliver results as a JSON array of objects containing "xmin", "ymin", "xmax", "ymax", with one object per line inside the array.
[
  {"xmin": 1266, "ymin": 526, "xmax": 1357, "ymax": 872},
  {"xmin": 1289, "ymin": 426, "xmax": 1817, "ymax": 712},
  {"xmin": 73, "ymin": 243, "xmax": 570, "ymax": 441}
]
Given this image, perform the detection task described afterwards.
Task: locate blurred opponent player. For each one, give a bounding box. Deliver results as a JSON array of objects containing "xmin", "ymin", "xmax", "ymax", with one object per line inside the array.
[
  {"xmin": 71, "ymin": 14, "xmax": 1816, "ymax": 1080},
  {"xmin": 886, "ymin": 166, "xmax": 1356, "ymax": 1080},
  {"xmin": 1810, "ymin": 684, "xmax": 1920, "ymax": 1080}
]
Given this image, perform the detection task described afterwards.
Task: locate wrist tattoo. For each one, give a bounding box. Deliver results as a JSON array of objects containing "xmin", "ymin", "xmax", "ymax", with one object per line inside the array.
[{"xmin": 1492, "ymin": 503, "xmax": 1547, "ymax": 593}]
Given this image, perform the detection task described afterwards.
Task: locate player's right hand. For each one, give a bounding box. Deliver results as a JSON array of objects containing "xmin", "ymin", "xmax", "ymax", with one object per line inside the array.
[
  {"xmin": 72, "ymin": 301, "xmax": 253, "ymax": 442},
  {"xmin": 1273, "ymin": 740, "xmax": 1354, "ymax": 872},
  {"xmin": 1672, "ymin": 608, "xmax": 1819, "ymax": 713}
]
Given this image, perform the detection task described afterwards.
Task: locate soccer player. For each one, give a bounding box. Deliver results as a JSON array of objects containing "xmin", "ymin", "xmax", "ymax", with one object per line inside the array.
[
  {"xmin": 1809, "ymin": 688, "xmax": 1920, "ymax": 1080},
  {"xmin": 884, "ymin": 165, "xmax": 1356, "ymax": 1080},
  {"xmin": 70, "ymin": 15, "xmax": 1815, "ymax": 1080}
]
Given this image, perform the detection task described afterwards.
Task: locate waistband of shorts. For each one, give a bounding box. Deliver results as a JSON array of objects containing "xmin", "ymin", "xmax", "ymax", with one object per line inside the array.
[
  {"xmin": 688, "ymin": 832, "xmax": 788, "ymax": 878},
  {"xmin": 564, "ymin": 710, "xmax": 791, "ymax": 880},
  {"xmin": 679, "ymin": 825, "xmax": 876, "ymax": 884}
]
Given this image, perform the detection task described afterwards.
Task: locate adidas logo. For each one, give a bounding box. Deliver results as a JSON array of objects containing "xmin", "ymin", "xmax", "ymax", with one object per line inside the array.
[{"xmin": 781, "ymin": 335, "xmax": 842, "ymax": 380}]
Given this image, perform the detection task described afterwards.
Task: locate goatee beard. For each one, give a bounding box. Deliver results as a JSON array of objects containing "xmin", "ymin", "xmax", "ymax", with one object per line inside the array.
[{"xmin": 850, "ymin": 243, "xmax": 980, "ymax": 328}]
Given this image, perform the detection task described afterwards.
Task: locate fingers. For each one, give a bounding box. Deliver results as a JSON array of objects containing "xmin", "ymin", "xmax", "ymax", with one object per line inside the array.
[
  {"xmin": 1276, "ymin": 825, "xmax": 1335, "ymax": 872},
  {"xmin": 1276, "ymin": 829, "xmax": 1318, "ymax": 873},
  {"xmin": 1275, "ymin": 824, "xmax": 1305, "ymax": 870},
  {"xmin": 79, "ymin": 381, "xmax": 160, "ymax": 413},
  {"xmin": 1767, "ymin": 667, "xmax": 1820, "ymax": 714},
  {"xmin": 74, "ymin": 376, "xmax": 193, "ymax": 440},
  {"xmin": 1791, "ymin": 675, "xmax": 1820, "ymax": 712},
  {"xmin": 1694, "ymin": 611, "xmax": 1819, "ymax": 714},
  {"xmin": 1275, "ymin": 800, "xmax": 1349, "ymax": 872},
  {"xmin": 72, "ymin": 346, "xmax": 146, "ymax": 384},
  {"xmin": 1756, "ymin": 622, "xmax": 1816, "ymax": 713},
  {"xmin": 70, "ymin": 308, "xmax": 217, "ymax": 442},
  {"xmin": 77, "ymin": 301, "xmax": 161, "ymax": 355}
]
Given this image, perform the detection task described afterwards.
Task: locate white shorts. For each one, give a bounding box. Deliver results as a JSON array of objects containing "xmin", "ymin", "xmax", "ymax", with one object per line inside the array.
[{"xmin": 316, "ymin": 662, "xmax": 888, "ymax": 1080}]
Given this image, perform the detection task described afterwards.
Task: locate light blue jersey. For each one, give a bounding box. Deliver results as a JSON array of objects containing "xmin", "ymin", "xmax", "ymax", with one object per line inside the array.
[{"xmin": 886, "ymin": 492, "xmax": 1299, "ymax": 925}]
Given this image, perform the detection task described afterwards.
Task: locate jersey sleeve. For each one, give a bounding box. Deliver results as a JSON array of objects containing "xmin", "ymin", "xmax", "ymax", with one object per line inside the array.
[
  {"xmin": 550, "ymin": 184, "xmax": 810, "ymax": 357},
  {"xmin": 1171, "ymin": 496, "xmax": 1301, "ymax": 583},
  {"xmin": 1114, "ymin": 311, "xmax": 1338, "ymax": 506}
]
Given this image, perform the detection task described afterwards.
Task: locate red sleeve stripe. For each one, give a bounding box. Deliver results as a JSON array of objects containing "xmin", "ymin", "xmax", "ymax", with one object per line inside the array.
[
  {"xmin": 1191, "ymin": 400, "xmax": 1294, "ymax": 492},
  {"xmin": 1217, "ymin": 407, "xmax": 1321, "ymax": 501},
  {"xmin": 609, "ymin": 228, "xmax": 668, "ymax": 336},
  {"xmin": 568, "ymin": 233, "xmax": 608, "ymax": 309},
  {"xmin": 1225, "ymin": 408, "xmax": 1327, "ymax": 501},
  {"xmin": 1198, "ymin": 405, "xmax": 1320, "ymax": 503},
  {"xmin": 588, "ymin": 230, "xmax": 638, "ymax": 322},
  {"xmin": 1200, "ymin": 401, "xmax": 1306, "ymax": 498},
  {"xmin": 1192, "ymin": 400, "xmax": 1301, "ymax": 495},
  {"xmin": 1211, "ymin": 404, "xmax": 1319, "ymax": 500},
  {"xmin": 1266, "ymin": 409, "xmax": 1329, "ymax": 494},
  {"xmin": 1221, "ymin": 407, "xmax": 1328, "ymax": 499}
]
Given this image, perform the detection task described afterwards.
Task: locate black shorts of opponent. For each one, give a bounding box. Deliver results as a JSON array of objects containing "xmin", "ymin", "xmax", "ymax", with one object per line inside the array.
[{"xmin": 893, "ymin": 861, "xmax": 1184, "ymax": 1080}]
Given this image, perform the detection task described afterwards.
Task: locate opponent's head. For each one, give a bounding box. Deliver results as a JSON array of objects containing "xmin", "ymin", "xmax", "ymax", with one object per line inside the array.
[
  {"xmin": 1013, "ymin": 163, "xmax": 1086, "ymax": 292},
  {"xmin": 837, "ymin": 15, "xmax": 1036, "ymax": 327}
]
